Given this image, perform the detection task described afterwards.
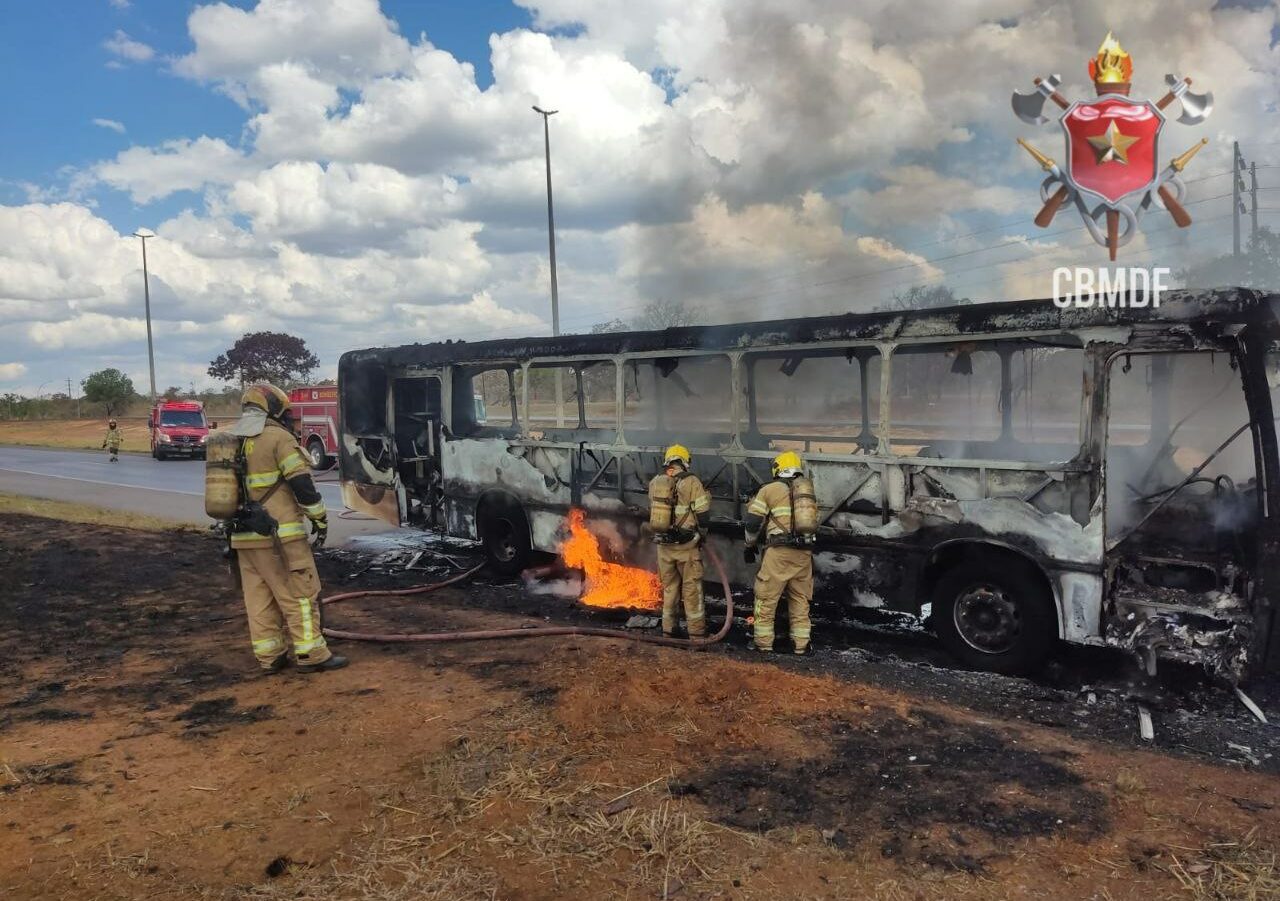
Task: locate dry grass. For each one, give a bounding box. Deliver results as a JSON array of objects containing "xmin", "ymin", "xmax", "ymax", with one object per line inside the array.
[
  {"xmin": 0, "ymin": 492, "xmax": 198, "ymax": 530},
  {"xmin": 1167, "ymin": 829, "xmax": 1280, "ymax": 900},
  {"xmin": 1113, "ymin": 768, "xmax": 1146, "ymax": 801},
  {"xmin": 231, "ymin": 701, "xmax": 744, "ymax": 901},
  {"xmin": 0, "ymin": 418, "xmax": 150, "ymax": 452}
]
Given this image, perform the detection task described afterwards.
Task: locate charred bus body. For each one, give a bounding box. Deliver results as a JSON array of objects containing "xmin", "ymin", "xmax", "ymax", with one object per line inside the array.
[{"xmin": 338, "ymin": 288, "xmax": 1280, "ymax": 680}]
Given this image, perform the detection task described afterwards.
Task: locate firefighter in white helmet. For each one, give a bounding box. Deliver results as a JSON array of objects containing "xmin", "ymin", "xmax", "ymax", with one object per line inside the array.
[
  {"xmin": 743, "ymin": 450, "xmax": 814, "ymax": 655},
  {"xmin": 226, "ymin": 383, "xmax": 346, "ymax": 674},
  {"xmin": 648, "ymin": 444, "xmax": 712, "ymax": 638}
]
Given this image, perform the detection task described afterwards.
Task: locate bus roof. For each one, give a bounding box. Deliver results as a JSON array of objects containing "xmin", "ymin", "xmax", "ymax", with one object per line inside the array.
[{"xmin": 342, "ymin": 287, "xmax": 1280, "ymax": 368}]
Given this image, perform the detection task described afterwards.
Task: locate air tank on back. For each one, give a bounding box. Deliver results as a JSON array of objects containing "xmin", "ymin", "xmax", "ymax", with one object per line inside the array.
[{"xmin": 204, "ymin": 430, "xmax": 241, "ymax": 520}]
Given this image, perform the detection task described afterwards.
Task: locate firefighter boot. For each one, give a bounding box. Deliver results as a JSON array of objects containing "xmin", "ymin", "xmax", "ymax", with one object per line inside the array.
[{"xmin": 297, "ymin": 654, "xmax": 349, "ymax": 674}]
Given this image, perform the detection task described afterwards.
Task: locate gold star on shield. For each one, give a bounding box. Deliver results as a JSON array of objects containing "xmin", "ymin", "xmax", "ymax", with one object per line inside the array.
[{"xmin": 1087, "ymin": 121, "xmax": 1140, "ymax": 164}]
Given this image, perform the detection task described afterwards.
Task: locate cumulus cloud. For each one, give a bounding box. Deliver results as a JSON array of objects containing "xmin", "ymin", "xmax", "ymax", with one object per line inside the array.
[
  {"xmin": 92, "ymin": 117, "xmax": 126, "ymax": 134},
  {"xmin": 7, "ymin": 0, "xmax": 1279, "ymax": 393},
  {"xmin": 103, "ymin": 29, "xmax": 154, "ymax": 63},
  {"xmin": 0, "ymin": 362, "xmax": 28, "ymax": 382},
  {"xmin": 94, "ymin": 137, "xmax": 255, "ymax": 203}
]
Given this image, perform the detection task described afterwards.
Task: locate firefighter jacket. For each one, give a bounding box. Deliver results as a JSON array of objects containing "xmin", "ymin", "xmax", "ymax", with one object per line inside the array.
[
  {"xmin": 650, "ymin": 471, "xmax": 711, "ymax": 542},
  {"xmin": 230, "ymin": 420, "xmax": 326, "ymax": 549},
  {"xmin": 103, "ymin": 427, "xmax": 122, "ymax": 449},
  {"xmin": 743, "ymin": 480, "xmax": 798, "ymax": 548}
]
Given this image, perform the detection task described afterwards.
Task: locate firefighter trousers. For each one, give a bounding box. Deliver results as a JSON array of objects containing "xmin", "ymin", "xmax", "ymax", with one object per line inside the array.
[
  {"xmin": 236, "ymin": 541, "xmax": 331, "ymax": 668},
  {"xmin": 752, "ymin": 545, "xmax": 812, "ymax": 652},
  {"xmin": 657, "ymin": 540, "xmax": 706, "ymax": 637}
]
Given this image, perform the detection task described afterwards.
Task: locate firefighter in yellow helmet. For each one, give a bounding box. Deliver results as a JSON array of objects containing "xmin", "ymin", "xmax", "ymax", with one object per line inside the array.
[
  {"xmin": 225, "ymin": 383, "xmax": 346, "ymax": 674},
  {"xmin": 648, "ymin": 444, "xmax": 712, "ymax": 638},
  {"xmin": 101, "ymin": 418, "xmax": 122, "ymax": 463},
  {"xmin": 742, "ymin": 450, "xmax": 814, "ymax": 654}
]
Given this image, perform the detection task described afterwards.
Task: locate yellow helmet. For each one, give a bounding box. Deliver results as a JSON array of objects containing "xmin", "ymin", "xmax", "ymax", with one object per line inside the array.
[
  {"xmin": 772, "ymin": 450, "xmax": 804, "ymax": 478},
  {"xmin": 663, "ymin": 444, "xmax": 691, "ymax": 468},
  {"xmin": 241, "ymin": 383, "xmax": 292, "ymax": 420}
]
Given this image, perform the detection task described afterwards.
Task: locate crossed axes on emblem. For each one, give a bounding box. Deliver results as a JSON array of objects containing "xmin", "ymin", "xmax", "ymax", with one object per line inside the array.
[{"xmin": 1012, "ymin": 70, "xmax": 1213, "ymax": 259}]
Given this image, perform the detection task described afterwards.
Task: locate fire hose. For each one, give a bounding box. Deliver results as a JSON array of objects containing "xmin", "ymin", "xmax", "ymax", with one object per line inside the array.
[{"xmin": 320, "ymin": 544, "xmax": 735, "ymax": 649}]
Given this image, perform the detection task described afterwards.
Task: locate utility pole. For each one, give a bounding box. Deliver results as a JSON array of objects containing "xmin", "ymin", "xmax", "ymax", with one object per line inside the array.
[
  {"xmin": 1232, "ymin": 142, "xmax": 1247, "ymax": 258},
  {"xmin": 132, "ymin": 230, "xmax": 157, "ymax": 401},
  {"xmin": 532, "ymin": 105, "xmax": 563, "ymax": 426},
  {"xmin": 1250, "ymin": 161, "xmax": 1259, "ymax": 241}
]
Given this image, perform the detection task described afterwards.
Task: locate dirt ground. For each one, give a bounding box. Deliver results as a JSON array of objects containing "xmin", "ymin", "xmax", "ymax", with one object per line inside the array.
[
  {"xmin": 3, "ymin": 514, "xmax": 1279, "ymax": 900},
  {"xmin": 0, "ymin": 418, "xmax": 151, "ymax": 453}
]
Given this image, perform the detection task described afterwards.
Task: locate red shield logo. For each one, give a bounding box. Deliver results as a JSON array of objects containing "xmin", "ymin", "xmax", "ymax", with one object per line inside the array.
[{"xmin": 1062, "ymin": 97, "xmax": 1162, "ymax": 204}]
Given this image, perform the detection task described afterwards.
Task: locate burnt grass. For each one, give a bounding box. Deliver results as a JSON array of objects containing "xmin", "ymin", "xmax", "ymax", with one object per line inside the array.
[
  {"xmin": 679, "ymin": 709, "xmax": 1107, "ymax": 874},
  {"xmin": 174, "ymin": 696, "xmax": 275, "ymax": 738},
  {"xmin": 0, "ymin": 514, "xmax": 247, "ymax": 730}
]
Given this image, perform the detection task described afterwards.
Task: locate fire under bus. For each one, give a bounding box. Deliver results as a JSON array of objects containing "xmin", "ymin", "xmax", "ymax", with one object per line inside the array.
[{"xmin": 337, "ymin": 288, "xmax": 1280, "ymax": 681}]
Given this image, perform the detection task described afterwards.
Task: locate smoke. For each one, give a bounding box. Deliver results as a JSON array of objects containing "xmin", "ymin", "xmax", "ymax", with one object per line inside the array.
[{"xmin": 1105, "ymin": 351, "xmax": 1257, "ymax": 542}]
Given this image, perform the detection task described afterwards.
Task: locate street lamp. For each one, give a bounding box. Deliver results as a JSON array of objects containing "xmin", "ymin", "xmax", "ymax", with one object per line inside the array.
[
  {"xmin": 532, "ymin": 105, "xmax": 563, "ymax": 425},
  {"xmin": 132, "ymin": 229, "xmax": 157, "ymax": 401}
]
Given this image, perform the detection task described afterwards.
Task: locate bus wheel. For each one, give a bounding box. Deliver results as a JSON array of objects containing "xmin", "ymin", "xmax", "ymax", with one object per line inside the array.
[
  {"xmin": 307, "ymin": 437, "xmax": 332, "ymax": 470},
  {"xmin": 931, "ymin": 559, "xmax": 1055, "ymax": 675},
  {"xmin": 479, "ymin": 506, "xmax": 531, "ymax": 576}
]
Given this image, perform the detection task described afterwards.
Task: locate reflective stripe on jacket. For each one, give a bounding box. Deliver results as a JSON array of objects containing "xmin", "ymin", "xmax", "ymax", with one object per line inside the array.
[{"xmin": 230, "ymin": 422, "xmax": 316, "ymax": 549}]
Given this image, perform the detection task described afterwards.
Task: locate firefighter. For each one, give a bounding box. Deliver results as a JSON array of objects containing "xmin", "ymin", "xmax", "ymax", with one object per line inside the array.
[
  {"xmin": 648, "ymin": 444, "xmax": 712, "ymax": 638},
  {"xmin": 742, "ymin": 450, "xmax": 814, "ymax": 655},
  {"xmin": 226, "ymin": 383, "xmax": 346, "ymax": 674},
  {"xmin": 101, "ymin": 419, "xmax": 122, "ymax": 462}
]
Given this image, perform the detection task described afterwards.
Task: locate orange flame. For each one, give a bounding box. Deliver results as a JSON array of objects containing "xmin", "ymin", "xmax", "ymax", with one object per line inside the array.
[{"xmin": 560, "ymin": 508, "xmax": 661, "ymax": 609}]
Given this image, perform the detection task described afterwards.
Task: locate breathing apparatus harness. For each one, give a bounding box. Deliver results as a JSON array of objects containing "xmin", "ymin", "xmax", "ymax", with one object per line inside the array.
[
  {"xmin": 761, "ymin": 475, "xmax": 817, "ymax": 549},
  {"xmin": 654, "ymin": 469, "xmax": 704, "ymax": 545}
]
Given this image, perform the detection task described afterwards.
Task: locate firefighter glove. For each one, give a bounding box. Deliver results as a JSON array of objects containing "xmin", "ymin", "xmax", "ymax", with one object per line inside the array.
[
  {"xmin": 312, "ymin": 517, "xmax": 329, "ymax": 548},
  {"xmin": 743, "ymin": 546, "xmax": 757, "ymax": 565}
]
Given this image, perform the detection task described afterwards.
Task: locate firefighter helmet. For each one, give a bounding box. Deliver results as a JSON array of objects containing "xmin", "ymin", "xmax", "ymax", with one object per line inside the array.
[
  {"xmin": 108, "ymin": 419, "xmax": 117, "ymax": 428},
  {"xmin": 241, "ymin": 383, "xmax": 292, "ymax": 421},
  {"xmin": 771, "ymin": 450, "xmax": 804, "ymax": 479},
  {"xmin": 663, "ymin": 444, "xmax": 691, "ymax": 468}
]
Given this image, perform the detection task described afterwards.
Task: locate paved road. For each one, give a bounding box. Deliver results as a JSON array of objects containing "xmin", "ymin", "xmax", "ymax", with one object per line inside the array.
[{"xmin": 0, "ymin": 445, "xmax": 408, "ymax": 547}]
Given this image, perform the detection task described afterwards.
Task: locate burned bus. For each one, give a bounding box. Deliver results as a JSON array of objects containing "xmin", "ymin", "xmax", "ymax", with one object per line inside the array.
[{"xmin": 338, "ymin": 288, "xmax": 1280, "ymax": 680}]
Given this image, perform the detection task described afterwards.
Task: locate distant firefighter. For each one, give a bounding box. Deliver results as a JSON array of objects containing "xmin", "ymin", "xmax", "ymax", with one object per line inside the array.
[
  {"xmin": 101, "ymin": 419, "xmax": 122, "ymax": 463},
  {"xmin": 648, "ymin": 444, "xmax": 712, "ymax": 638},
  {"xmin": 214, "ymin": 383, "xmax": 346, "ymax": 675},
  {"xmin": 743, "ymin": 451, "xmax": 818, "ymax": 655}
]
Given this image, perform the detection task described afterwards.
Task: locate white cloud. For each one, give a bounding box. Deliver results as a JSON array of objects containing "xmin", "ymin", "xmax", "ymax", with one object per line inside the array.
[
  {"xmin": 8, "ymin": 0, "xmax": 1279, "ymax": 394},
  {"xmin": 94, "ymin": 137, "xmax": 254, "ymax": 203},
  {"xmin": 103, "ymin": 29, "xmax": 154, "ymax": 63},
  {"xmin": 108, "ymin": 0, "xmax": 131, "ymax": 9},
  {"xmin": 92, "ymin": 117, "xmax": 126, "ymax": 134},
  {"xmin": 0, "ymin": 362, "xmax": 28, "ymax": 382}
]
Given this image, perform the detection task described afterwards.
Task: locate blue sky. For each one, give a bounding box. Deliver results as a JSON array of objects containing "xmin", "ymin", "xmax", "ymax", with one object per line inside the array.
[
  {"xmin": 1, "ymin": 0, "xmax": 1277, "ymax": 397},
  {"xmin": 0, "ymin": 0, "xmax": 533, "ymax": 231}
]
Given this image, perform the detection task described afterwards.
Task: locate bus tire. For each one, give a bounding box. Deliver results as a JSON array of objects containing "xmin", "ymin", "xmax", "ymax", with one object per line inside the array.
[
  {"xmin": 931, "ymin": 557, "xmax": 1056, "ymax": 675},
  {"xmin": 478, "ymin": 501, "xmax": 531, "ymax": 577},
  {"xmin": 307, "ymin": 437, "xmax": 332, "ymax": 471}
]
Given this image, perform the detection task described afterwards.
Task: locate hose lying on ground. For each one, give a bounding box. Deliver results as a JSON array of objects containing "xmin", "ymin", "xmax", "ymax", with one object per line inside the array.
[{"xmin": 320, "ymin": 544, "xmax": 734, "ymax": 649}]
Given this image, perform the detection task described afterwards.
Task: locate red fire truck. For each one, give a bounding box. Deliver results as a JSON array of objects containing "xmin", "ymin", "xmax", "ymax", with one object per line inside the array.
[
  {"xmin": 148, "ymin": 400, "xmax": 210, "ymax": 460},
  {"xmin": 290, "ymin": 385, "xmax": 338, "ymax": 470}
]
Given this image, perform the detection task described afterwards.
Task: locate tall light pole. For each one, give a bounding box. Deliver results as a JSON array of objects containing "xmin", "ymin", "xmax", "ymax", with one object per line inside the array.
[
  {"xmin": 532, "ymin": 105, "xmax": 563, "ymax": 426},
  {"xmin": 132, "ymin": 230, "xmax": 157, "ymax": 401}
]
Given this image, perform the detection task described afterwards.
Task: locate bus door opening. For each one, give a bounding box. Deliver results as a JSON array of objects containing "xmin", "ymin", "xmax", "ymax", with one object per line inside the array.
[{"xmin": 393, "ymin": 374, "xmax": 444, "ymax": 525}]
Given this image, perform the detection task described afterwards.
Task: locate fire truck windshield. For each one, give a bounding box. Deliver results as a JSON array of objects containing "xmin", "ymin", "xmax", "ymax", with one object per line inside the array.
[{"xmin": 159, "ymin": 411, "xmax": 205, "ymax": 427}]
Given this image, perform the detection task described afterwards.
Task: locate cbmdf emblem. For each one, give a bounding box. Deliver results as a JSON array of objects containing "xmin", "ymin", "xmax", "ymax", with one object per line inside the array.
[{"xmin": 1012, "ymin": 33, "xmax": 1213, "ymax": 260}]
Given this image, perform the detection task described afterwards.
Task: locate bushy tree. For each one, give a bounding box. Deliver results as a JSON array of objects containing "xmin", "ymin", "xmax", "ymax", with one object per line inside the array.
[
  {"xmin": 632, "ymin": 299, "xmax": 700, "ymax": 330},
  {"xmin": 82, "ymin": 369, "xmax": 136, "ymax": 416},
  {"xmin": 886, "ymin": 285, "xmax": 969, "ymax": 311},
  {"xmin": 208, "ymin": 332, "xmax": 319, "ymax": 386},
  {"xmin": 1178, "ymin": 227, "xmax": 1280, "ymax": 290}
]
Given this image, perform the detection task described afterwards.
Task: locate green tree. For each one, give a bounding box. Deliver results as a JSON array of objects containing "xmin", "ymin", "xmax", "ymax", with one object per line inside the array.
[
  {"xmin": 1177, "ymin": 227, "xmax": 1280, "ymax": 290},
  {"xmin": 81, "ymin": 369, "xmax": 136, "ymax": 416},
  {"xmin": 886, "ymin": 285, "xmax": 969, "ymax": 311},
  {"xmin": 208, "ymin": 331, "xmax": 319, "ymax": 386},
  {"xmin": 632, "ymin": 299, "xmax": 700, "ymax": 330}
]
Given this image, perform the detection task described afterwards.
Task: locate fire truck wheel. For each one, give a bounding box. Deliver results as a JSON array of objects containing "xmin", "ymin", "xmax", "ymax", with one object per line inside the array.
[
  {"xmin": 306, "ymin": 437, "xmax": 333, "ymax": 470},
  {"xmin": 931, "ymin": 557, "xmax": 1056, "ymax": 675},
  {"xmin": 479, "ymin": 506, "xmax": 531, "ymax": 576}
]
